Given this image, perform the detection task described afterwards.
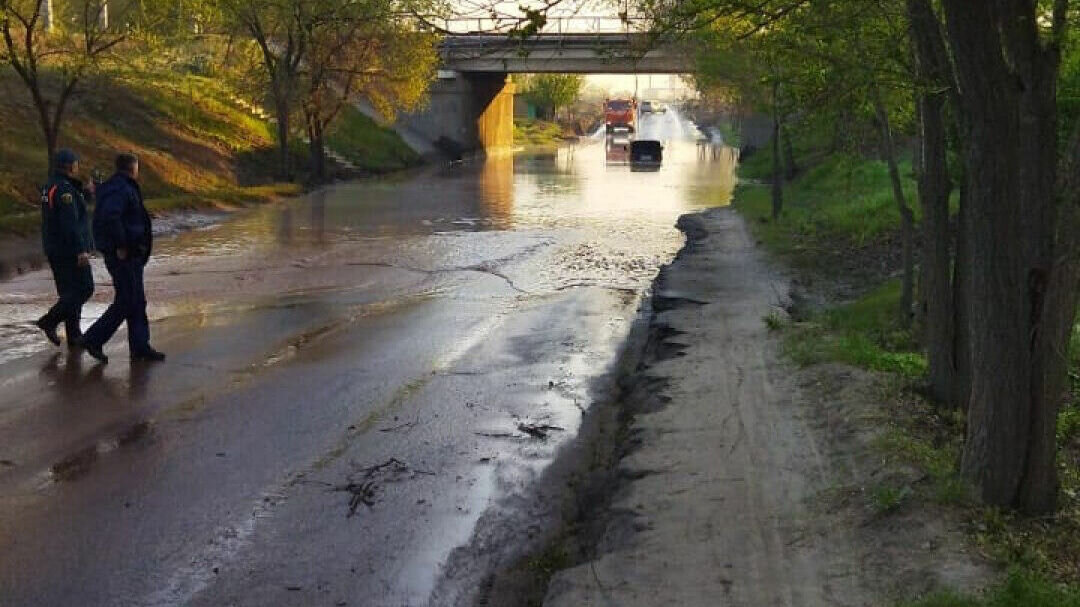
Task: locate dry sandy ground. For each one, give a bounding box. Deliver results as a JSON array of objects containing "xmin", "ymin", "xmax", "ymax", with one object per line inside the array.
[{"xmin": 541, "ymin": 208, "xmax": 989, "ymax": 606}]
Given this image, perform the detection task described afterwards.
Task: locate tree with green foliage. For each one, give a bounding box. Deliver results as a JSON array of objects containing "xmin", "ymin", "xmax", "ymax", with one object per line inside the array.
[
  {"xmin": 523, "ymin": 73, "xmax": 583, "ymax": 120},
  {"xmin": 216, "ymin": 0, "xmax": 307, "ymax": 180},
  {"xmin": 678, "ymin": 1, "xmax": 918, "ymax": 320},
  {"xmin": 218, "ymin": 0, "xmax": 437, "ymax": 182},
  {"xmin": 298, "ymin": 1, "xmax": 435, "ymax": 182},
  {"xmin": 660, "ymin": 0, "xmax": 1080, "ymax": 514}
]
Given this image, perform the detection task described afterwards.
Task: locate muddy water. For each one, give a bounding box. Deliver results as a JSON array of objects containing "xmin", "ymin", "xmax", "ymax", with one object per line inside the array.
[{"xmin": 0, "ymin": 111, "xmax": 735, "ymax": 606}]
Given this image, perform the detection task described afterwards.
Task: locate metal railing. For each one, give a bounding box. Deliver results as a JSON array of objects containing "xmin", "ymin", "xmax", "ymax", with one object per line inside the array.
[{"xmin": 423, "ymin": 15, "xmax": 650, "ymax": 36}]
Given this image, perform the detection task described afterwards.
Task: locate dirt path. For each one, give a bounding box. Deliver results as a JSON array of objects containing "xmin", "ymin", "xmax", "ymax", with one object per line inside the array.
[{"xmin": 541, "ymin": 208, "xmax": 988, "ymax": 606}]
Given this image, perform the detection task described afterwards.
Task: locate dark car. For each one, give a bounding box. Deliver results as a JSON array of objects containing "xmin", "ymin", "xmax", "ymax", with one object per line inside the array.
[{"xmin": 630, "ymin": 140, "xmax": 663, "ymax": 170}]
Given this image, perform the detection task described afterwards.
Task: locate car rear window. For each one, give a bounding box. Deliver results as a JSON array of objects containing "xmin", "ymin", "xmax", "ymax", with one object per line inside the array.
[{"xmin": 606, "ymin": 101, "xmax": 631, "ymax": 110}]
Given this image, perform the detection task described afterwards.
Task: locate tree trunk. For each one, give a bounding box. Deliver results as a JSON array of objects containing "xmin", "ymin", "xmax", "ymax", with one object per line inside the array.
[
  {"xmin": 942, "ymin": 0, "xmax": 1068, "ymax": 513},
  {"xmin": 1019, "ymin": 124, "xmax": 1080, "ymax": 509},
  {"xmin": 907, "ymin": 0, "xmax": 956, "ymax": 404},
  {"xmin": 30, "ymin": 84, "xmax": 58, "ymax": 177},
  {"xmin": 306, "ymin": 112, "xmax": 327, "ymax": 184},
  {"xmin": 274, "ymin": 98, "xmax": 291, "ymax": 181},
  {"xmin": 771, "ymin": 81, "xmax": 782, "ymax": 220},
  {"xmin": 917, "ymin": 91, "xmax": 954, "ymax": 400},
  {"xmin": 1019, "ymin": 123, "xmax": 1080, "ymax": 512},
  {"xmin": 952, "ymin": 182, "xmax": 972, "ymax": 411},
  {"xmin": 782, "ymin": 125, "xmax": 797, "ymax": 181},
  {"xmin": 872, "ymin": 93, "xmax": 915, "ymax": 327},
  {"xmin": 45, "ymin": 126, "xmax": 58, "ymax": 178}
]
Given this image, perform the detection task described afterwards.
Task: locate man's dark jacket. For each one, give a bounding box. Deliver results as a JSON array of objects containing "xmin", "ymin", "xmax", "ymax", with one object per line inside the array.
[
  {"xmin": 92, "ymin": 173, "xmax": 152, "ymax": 259},
  {"xmin": 41, "ymin": 173, "xmax": 92, "ymax": 259}
]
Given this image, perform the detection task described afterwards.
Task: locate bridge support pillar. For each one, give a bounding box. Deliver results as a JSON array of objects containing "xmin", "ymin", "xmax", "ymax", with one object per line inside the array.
[
  {"xmin": 474, "ymin": 74, "xmax": 515, "ymax": 151},
  {"xmin": 398, "ymin": 72, "xmax": 514, "ymax": 156}
]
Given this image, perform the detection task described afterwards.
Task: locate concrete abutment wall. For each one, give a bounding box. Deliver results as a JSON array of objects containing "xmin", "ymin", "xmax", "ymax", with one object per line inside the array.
[{"xmin": 397, "ymin": 72, "xmax": 515, "ymax": 156}]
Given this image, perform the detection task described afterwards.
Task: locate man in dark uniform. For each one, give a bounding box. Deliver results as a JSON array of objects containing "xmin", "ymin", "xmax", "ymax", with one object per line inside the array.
[
  {"xmin": 81, "ymin": 153, "xmax": 164, "ymax": 364},
  {"xmin": 35, "ymin": 149, "xmax": 95, "ymax": 348}
]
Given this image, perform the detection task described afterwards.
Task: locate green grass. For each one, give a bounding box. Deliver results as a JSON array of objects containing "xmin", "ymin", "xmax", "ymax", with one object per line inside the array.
[
  {"xmin": 0, "ymin": 57, "xmax": 420, "ymax": 235},
  {"xmin": 871, "ymin": 483, "xmax": 913, "ymax": 514},
  {"xmin": 902, "ymin": 569, "xmax": 1080, "ymax": 607},
  {"xmin": 763, "ymin": 311, "xmax": 785, "ymax": 331},
  {"xmin": 144, "ymin": 183, "xmax": 303, "ymax": 213},
  {"xmin": 713, "ymin": 121, "xmax": 741, "ymax": 147},
  {"xmin": 784, "ymin": 281, "xmax": 927, "ymax": 378},
  {"xmin": 514, "ymin": 119, "xmax": 565, "ymax": 147},
  {"xmin": 326, "ymin": 106, "xmax": 421, "ymax": 173},
  {"xmin": 737, "ymin": 152, "xmax": 917, "ymax": 249},
  {"xmin": 0, "ymin": 213, "xmax": 39, "ymax": 236},
  {"xmin": 120, "ymin": 70, "xmax": 275, "ymax": 153},
  {"xmin": 742, "ymin": 135, "xmax": 1080, "ymax": 603}
]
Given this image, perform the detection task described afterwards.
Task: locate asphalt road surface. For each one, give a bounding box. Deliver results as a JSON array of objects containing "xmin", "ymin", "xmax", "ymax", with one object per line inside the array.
[{"xmin": 0, "ymin": 111, "xmax": 735, "ymax": 606}]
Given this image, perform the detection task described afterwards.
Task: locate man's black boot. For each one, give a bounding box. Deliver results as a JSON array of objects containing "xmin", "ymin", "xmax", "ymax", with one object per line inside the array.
[
  {"xmin": 35, "ymin": 319, "xmax": 61, "ymax": 346},
  {"xmin": 132, "ymin": 348, "xmax": 165, "ymax": 362},
  {"xmin": 82, "ymin": 342, "xmax": 109, "ymax": 364}
]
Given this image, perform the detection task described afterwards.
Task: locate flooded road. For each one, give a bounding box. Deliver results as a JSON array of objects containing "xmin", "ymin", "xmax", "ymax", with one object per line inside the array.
[{"xmin": 0, "ymin": 110, "xmax": 735, "ymax": 606}]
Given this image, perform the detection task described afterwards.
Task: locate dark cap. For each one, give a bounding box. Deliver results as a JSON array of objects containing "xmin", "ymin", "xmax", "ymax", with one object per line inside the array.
[{"xmin": 55, "ymin": 149, "xmax": 79, "ymax": 168}]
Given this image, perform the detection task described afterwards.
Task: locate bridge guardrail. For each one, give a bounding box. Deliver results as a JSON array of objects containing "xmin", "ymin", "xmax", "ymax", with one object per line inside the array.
[{"xmin": 421, "ymin": 15, "xmax": 650, "ymax": 35}]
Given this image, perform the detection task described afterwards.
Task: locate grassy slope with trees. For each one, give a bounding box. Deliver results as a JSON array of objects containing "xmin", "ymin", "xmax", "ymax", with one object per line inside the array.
[
  {"xmin": 731, "ymin": 59, "xmax": 1080, "ymax": 607},
  {"xmin": 738, "ymin": 134, "xmax": 1080, "ymax": 607},
  {"xmin": 513, "ymin": 73, "xmax": 588, "ymax": 146},
  {"xmin": 666, "ymin": 0, "xmax": 1080, "ymax": 602},
  {"xmin": 0, "ymin": 0, "xmax": 432, "ymax": 237},
  {"xmin": 0, "ymin": 65, "xmax": 418, "ymax": 236}
]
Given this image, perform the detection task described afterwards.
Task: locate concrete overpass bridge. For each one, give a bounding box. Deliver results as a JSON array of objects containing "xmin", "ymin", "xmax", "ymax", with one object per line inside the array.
[{"xmin": 395, "ymin": 17, "xmax": 691, "ymax": 155}]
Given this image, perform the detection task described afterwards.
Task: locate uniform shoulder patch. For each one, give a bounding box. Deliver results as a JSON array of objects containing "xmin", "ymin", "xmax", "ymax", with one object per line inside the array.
[{"xmin": 61, "ymin": 192, "xmax": 73, "ymax": 204}]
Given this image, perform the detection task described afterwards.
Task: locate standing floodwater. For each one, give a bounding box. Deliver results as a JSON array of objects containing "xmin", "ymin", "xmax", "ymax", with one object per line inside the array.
[{"xmin": 0, "ymin": 110, "xmax": 735, "ymax": 606}]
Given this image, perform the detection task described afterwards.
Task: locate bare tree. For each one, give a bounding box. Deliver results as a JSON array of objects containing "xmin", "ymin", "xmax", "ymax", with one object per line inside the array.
[
  {"xmin": 299, "ymin": 1, "xmax": 436, "ymax": 181},
  {"xmin": 1, "ymin": 0, "xmax": 127, "ymax": 176},
  {"xmin": 218, "ymin": 0, "xmax": 307, "ymax": 180}
]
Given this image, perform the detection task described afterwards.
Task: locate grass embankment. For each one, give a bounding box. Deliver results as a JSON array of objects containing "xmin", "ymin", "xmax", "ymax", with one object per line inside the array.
[
  {"xmin": 737, "ymin": 146, "xmax": 916, "ymax": 274},
  {"xmin": 326, "ymin": 106, "xmax": 420, "ymax": 173},
  {"xmin": 514, "ymin": 119, "xmax": 568, "ymax": 147},
  {"xmin": 0, "ymin": 67, "xmax": 418, "ymax": 236},
  {"xmin": 736, "ymin": 144, "xmax": 1080, "ymax": 606}
]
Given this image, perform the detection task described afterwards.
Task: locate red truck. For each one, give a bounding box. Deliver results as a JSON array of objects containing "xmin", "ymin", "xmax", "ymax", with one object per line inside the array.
[{"xmin": 604, "ymin": 98, "xmax": 637, "ymax": 133}]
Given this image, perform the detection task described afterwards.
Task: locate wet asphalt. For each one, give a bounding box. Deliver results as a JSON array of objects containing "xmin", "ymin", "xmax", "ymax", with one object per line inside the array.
[{"xmin": 0, "ymin": 111, "xmax": 735, "ymax": 606}]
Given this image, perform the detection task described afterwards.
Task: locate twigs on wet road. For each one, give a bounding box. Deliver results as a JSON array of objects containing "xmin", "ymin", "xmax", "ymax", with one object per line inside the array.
[
  {"xmin": 335, "ymin": 481, "xmax": 378, "ymax": 517},
  {"xmin": 378, "ymin": 418, "xmax": 419, "ymax": 433},
  {"xmin": 304, "ymin": 457, "xmax": 436, "ymax": 517},
  {"xmin": 516, "ymin": 423, "xmax": 564, "ymax": 440},
  {"xmin": 475, "ymin": 424, "xmax": 565, "ymax": 440}
]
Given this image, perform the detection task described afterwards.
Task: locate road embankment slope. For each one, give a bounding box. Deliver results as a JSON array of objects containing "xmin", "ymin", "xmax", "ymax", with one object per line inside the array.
[{"xmin": 542, "ymin": 207, "xmax": 988, "ymax": 606}]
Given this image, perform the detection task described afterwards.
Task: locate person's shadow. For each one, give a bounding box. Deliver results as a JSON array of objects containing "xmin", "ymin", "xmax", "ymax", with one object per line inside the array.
[
  {"xmin": 40, "ymin": 351, "xmax": 104, "ymax": 390},
  {"xmin": 127, "ymin": 358, "xmax": 154, "ymax": 400},
  {"xmin": 40, "ymin": 351, "xmax": 155, "ymax": 403}
]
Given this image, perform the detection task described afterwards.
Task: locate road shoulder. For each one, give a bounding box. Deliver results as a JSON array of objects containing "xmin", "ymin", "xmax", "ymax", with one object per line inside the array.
[{"xmin": 541, "ymin": 207, "xmax": 989, "ymax": 606}]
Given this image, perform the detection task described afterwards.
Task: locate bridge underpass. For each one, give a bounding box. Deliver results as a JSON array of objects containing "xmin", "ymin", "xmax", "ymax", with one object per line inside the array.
[{"xmin": 396, "ymin": 19, "xmax": 692, "ymax": 155}]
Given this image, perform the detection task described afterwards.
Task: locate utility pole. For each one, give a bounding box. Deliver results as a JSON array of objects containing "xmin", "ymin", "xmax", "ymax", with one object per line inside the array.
[{"xmin": 39, "ymin": 0, "xmax": 53, "ymax": 32}]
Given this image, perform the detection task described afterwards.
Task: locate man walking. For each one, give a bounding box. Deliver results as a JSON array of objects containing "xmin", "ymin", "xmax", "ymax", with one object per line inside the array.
[
  {"xmin": 81, "ymin": 153, "xmax": 164, "ymax": 364},
  {"xmin": 35, "ymin": 149, "xmax": 95, "ymax": 348}
]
